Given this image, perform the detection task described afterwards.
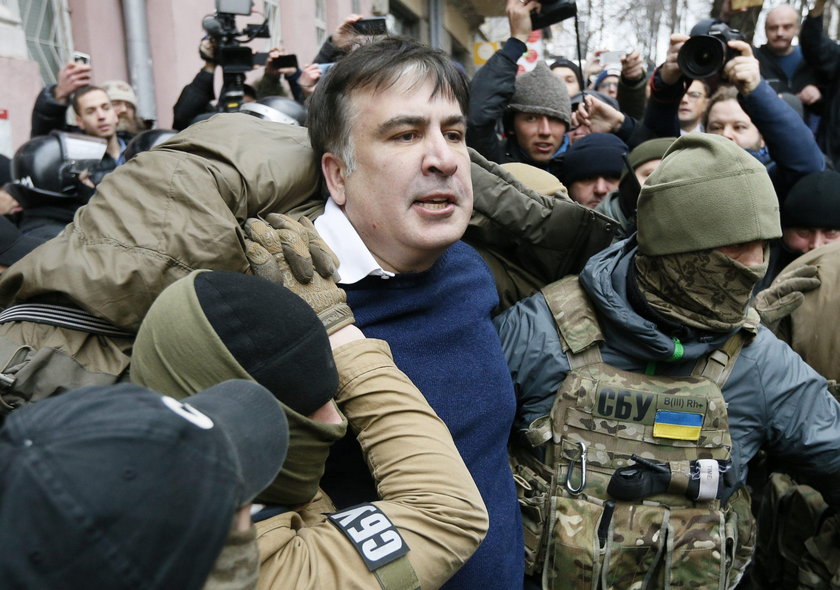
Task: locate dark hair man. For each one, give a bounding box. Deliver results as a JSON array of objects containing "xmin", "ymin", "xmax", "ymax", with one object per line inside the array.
[
  {"xmin": 550, "ymin": 58, "xmax": 583, "ymax": 96},
  {"xmin": 467, "ymin": 0, "xmax": 571, "ymax": 179},
  {"xmin": 70, "ymin": 86, "xmax": 124, "ymax": 164},
  {"xmin": 305, "ymin": 36, "xmax": 524, "ymax": 590},
  {"xmin": 678, "ymin": 79, "xmax": 710, "ymax": 133},
  {"xmin": 0, "ymin": 36, "xmax": 541, "ymax": 590},
  {"xmin": 497, "ymin": 133, "xmax": 840, "ymax": 588}
]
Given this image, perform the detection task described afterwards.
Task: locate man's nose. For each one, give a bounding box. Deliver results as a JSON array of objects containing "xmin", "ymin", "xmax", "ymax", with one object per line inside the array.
[
  {"xmin": 810, "ymin": 230, "xmax": 830, "ymax": 251},
  {"xmin": 424, "ymin": 131, "xmax": 459, "ymax": 176},
  {"xmin": 722, "ymin": 126, "xmax": 738, "ymax": 142},
  {"xmin": 593, "ymin": 177, "xmax": 609, "ymax": 195}
]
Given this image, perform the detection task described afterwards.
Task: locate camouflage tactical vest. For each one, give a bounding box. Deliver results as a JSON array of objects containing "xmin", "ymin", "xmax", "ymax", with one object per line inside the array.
[{"xmin": 511, "ymin": 276, "xmax": 757, "ymax": 590}]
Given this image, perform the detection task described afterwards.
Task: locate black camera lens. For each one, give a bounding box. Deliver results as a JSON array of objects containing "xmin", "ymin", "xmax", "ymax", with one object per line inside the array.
[{"xmin": 677, "ymin": 36, "xmax": 726, "ymax": 79}]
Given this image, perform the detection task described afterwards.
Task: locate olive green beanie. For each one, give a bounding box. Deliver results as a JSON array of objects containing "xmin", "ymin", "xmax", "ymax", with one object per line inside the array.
[
  {"xmin": 636, "ymin": 133, "xmax": 781, "ymax": 256},
  {"xmin": 508, "ymin": 61, "xmax": 572, "ymax": 127},
  {"xmin": 620, "ymin": 136, "xmax": 677, "ymax": 181}
]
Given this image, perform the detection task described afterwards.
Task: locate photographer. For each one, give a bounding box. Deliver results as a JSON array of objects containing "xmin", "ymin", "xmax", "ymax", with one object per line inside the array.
[
  {"xmin": 172, "ymin": 40, "xmax": 299, "ymax": 130},
  {"xmin": 646, "ymin": 25, "xmax": 823, "ymax": 203}
]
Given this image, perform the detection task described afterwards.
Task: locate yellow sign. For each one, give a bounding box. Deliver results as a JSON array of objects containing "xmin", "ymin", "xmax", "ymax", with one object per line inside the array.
[{"xmin": 473, "ymin": 41, "xmax": 501, "ymax": 66}]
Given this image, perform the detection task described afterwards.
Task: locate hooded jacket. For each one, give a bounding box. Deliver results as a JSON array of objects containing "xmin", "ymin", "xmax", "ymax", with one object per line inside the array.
[{"xmin": 495, "ymin": 237, "xmax": 840, "ymax": 505}]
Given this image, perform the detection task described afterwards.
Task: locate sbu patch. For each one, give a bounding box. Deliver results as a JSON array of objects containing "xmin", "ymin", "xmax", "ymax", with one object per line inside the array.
[{"xmin": 327, "ymin": 503, "xmax": 410, "ymax": 571}]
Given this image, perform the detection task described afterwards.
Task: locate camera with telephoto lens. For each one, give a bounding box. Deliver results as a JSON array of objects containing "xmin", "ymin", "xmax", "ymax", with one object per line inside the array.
[
  {"xmin": 202, "ymin": 0, "xmax": 270, "ymax": 112},
  {"xmin": 677, "ymin": 22, "xmax": 745, "ymax": 79},
  {"xmin": 531, "ymin": 0, "xmax": 577, "ymax": 30}
]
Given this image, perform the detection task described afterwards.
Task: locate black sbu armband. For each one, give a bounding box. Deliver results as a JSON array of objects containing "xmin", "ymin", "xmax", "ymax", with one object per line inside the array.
[{"xmin": 327, "ymin": 503, "xmax": 410, "ymax": 571}]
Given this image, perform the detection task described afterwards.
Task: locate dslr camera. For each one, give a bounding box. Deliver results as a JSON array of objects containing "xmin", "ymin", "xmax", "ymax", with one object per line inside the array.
[
  {"xmin": 531, "ymin": 0, "xmax": 577, "ymax": 30},
  {"xmin": 677, "ymin": 22, "xmax": 745, "ymax": 79},
  {"xmin": 202, "ymin": 0, "xmax": 270, "ymax": 111}
]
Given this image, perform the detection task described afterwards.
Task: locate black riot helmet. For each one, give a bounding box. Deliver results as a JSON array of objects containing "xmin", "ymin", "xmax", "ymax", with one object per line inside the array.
[
  {"xmin": 239, "ymin": 96, "xmax": 307, "ymax": 126},
  {"xmin": 8, "ymin": 131, "xmax": 107, "ymax": 209},
  {"xmin": 123, "ymin": 129, "xmax": 178, "ymax": 161}
]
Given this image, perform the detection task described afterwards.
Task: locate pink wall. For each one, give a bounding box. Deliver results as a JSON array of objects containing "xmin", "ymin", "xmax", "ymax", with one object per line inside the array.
[
  {"xmin": 146, "ymin": 0, "xmax": 217, "ymax": 129},
  {"xmin": 67, "ymin": 1, "xmax": 130, "ymax": 84},
  {"xmin": 0, "ymin": 56, "xmax": 42, "ymax": 157},
  {"xmin": 5, "ymin": 0, "xmax": 380, "ymax": 144}
]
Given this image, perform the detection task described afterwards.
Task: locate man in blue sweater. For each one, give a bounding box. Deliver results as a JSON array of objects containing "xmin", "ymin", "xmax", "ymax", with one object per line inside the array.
[{"xmin": 306, "ymin": 38, "xmax": 524, "ymax": 589}]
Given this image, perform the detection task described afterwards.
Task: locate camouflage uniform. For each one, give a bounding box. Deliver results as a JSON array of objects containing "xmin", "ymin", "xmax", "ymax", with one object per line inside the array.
[{"xmin": 495, "ymin": 237, "xmax": 840, "ymax": 590}]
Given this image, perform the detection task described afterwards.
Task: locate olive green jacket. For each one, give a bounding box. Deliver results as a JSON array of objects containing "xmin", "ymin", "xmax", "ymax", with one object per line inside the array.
[
  {"xmin": 0, "ymin": 114, "xmax": 615, "ymax": 377},
  {"xmin": 775, "ymin": 240, "xmax": 840, "ymax": 382}
]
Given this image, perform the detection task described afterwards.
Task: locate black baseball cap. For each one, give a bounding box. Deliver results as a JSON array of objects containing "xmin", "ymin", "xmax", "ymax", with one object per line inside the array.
[{"xmin": 0, "ymin": 380, "xmax": 289, "ymax": 590}]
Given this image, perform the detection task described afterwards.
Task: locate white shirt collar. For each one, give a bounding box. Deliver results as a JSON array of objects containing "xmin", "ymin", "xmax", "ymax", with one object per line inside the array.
[{"xmin": 314, "ymin": 197, "xmax": 395, "ymax": 284}]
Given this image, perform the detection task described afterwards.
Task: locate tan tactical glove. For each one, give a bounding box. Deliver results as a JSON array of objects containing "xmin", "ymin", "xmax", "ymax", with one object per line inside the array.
[
  {"xmin": 244, "ymin": 214, "xmax": 354, "ymax": 334},
  {"xmin": 753, "ymin": 265, "xmax": 821, "ymax": 334}
]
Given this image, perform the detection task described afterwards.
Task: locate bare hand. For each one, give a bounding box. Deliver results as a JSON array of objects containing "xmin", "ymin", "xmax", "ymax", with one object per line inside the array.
[
  {"xmin": 797, "ymin": 84, "xmax": 822, "ymax": 105},
  {"xmin": 78, "ymin": 169, "xmax": 95, "ymax": 189},
  {"xmin": 723, "ymin": 40, "xmax": 761, "ymax": 96},
  {"xmin": 332, "ymin": 14, "xmax": 363, "ymax": 50},
  {"xmin": 572, "ymin": 93, "xmax": 624, "ymax": 134},
  {"xmin": 506, "ymin": 0, "xmax": 537, "ymax": 43},
  {"xmin": 199, "ymin": 38, "xmax": 216, "ymax": 72},
  {"xmin": 660, "ymin": 34, "xmax": 690, "ymax": 86},
  {"xmin": 54, "ymin": 62, "xmax": 92, "ymax": 103},
  {"xmin": 621, "ymin": 50, "xmax": 645, "ymax": 81},
  {"xmin": 0, "ymin": 187, "xmax": 22, "ymax": 216},
  {"xmin": 264, "ymin": 47, "xmax": 297, "ymax": 78},
  {"xmin": 584, "ymin": 49, "xmax": 608, "ymax": 82},
  {"xmin": 298, "ymin": 63, "xmax": 322, "ymax": 97}
]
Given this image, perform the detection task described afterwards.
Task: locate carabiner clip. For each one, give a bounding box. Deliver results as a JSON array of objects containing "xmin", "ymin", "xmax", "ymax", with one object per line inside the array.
[{"xmin": 565, "ymin": 441, "xmax": 587, "ymax": 495}]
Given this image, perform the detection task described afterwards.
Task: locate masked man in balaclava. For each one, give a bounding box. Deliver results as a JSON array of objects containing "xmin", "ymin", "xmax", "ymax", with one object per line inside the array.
[
  {"xmin": 494, "ymin": 133, "xmax": 840, "ymax": 590},
  {"xmin": 131, "ymin": 268, "xmax": 488, "ymax": 590}
]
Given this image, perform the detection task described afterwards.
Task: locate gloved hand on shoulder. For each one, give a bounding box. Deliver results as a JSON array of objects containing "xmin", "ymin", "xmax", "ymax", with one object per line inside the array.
[{"xmin": 244, "ymin": 214, "xmax": 354, "ymax": 334}]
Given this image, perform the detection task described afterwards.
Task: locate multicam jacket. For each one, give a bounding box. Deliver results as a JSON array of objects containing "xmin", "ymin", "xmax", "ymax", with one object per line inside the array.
[{"xmin": 495, "ymin": 237, "xmax": 840, "ymax": 588}]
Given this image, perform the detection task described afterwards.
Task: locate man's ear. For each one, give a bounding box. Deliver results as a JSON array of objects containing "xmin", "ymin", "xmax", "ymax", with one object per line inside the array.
[{"xmin": 322, "ymin": 152, "xmax": 347, "ymax": 206}]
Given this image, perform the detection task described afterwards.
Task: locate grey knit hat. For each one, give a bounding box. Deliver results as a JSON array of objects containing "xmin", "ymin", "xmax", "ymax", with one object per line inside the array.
[
  {"xmin": 637, "ymin": 133, "xmax": 781, "ymax": 256},
  {"xmin": 508, "ymin": 61, "xmax": 572, "ymax": 127}
]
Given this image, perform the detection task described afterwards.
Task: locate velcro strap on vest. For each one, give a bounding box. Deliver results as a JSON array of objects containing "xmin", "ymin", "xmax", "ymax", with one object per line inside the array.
[
  {"xmin": 0, "ymin": 304, "xmax": 134, "ymax": 339},
  {"xmin": 692, "ymin": 331, "xmax": 745, "ymax": 387},
  {"xmin": 541, "ymin": 276, "xmax": 604, "ymax": 354},
  {"xmin": 525, "ymin": 415, "xmax": 553, "ymax": 447},
  {"xmin": 373, "ymin": 557, "xmax": 421, "ymax": 590},
  {"xmin": 667, "ymin": 460, "xmax": 692, "ymax": 496}
]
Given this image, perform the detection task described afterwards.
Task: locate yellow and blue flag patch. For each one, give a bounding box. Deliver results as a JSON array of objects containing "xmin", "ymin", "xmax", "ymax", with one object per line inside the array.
[{"xmin": 653, "ymin": 410, "xmax": 703, "ymax": 441}]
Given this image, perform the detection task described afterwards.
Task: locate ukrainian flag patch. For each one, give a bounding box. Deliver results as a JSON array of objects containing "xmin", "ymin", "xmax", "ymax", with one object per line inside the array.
[{"xmin": 653, "ymin": 410, "xmax": 703, "ymax": 441}]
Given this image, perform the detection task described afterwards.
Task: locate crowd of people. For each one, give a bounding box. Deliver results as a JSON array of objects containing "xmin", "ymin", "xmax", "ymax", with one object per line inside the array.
[{"xmin": 0, "ymin": 2, "xmax": 839, "ymax": 589}]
